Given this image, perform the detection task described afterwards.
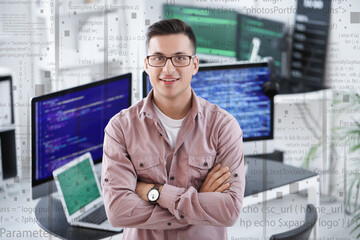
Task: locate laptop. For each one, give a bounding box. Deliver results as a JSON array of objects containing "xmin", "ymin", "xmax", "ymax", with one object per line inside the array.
[{"xmin": 53, "ymin": 152, "xmax": 123, "ymax": 232}]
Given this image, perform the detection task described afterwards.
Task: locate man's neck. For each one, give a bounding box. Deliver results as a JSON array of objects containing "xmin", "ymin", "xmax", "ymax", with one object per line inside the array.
[{"xmin": 153, "ymin": 90, "xmax": 192, "ymax": 120}]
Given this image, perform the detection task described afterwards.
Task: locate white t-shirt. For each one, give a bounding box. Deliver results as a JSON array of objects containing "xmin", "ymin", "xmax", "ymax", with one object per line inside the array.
[{"xmin": 152, "ymin": 101, "xmax": 184, "ymax": 150}]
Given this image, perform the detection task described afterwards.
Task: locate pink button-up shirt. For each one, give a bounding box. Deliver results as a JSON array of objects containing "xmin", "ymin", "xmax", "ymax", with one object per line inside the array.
[{"xmin": 102, "ymin": 89, "xmax": 245, "ymax": 240}]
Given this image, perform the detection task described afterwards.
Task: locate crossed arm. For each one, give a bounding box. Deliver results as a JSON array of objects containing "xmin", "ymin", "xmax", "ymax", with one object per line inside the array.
[
  {"xmin": 102, "ymin": 118, "xmax": 245, "ymax": 229},
  {"xmin": 135, "ymin": 164, "xmax": 232, "ymax": 202}
]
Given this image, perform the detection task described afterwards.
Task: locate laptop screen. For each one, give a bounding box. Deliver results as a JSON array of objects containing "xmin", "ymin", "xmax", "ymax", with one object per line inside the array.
[{"xmin": 56, "ymin": 158, "xmax": 100, "ymax": 215}]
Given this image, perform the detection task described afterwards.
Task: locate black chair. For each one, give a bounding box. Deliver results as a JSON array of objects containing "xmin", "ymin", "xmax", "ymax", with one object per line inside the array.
[{"xmin": 270, "ymin": 204, "xmax": 318, "ymax": 240}]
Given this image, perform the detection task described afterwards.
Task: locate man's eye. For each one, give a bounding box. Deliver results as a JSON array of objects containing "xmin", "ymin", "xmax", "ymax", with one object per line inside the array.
[
  {"xmin": 176, "ymin": 56, "xmax": 186, "ymax": 61},
  {"xmin": 154, "ymin": 56, "xmax": 164, "ymax": 61}
]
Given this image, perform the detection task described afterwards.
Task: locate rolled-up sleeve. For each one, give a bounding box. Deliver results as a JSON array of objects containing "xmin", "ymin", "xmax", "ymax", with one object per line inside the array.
[
  {"xmin": 101, "ymin": 119, "xmax": 189, "ymax": 229},
  {"xmin": 157, "ymin": 117, "xmax": 245, "ymax": 226}
]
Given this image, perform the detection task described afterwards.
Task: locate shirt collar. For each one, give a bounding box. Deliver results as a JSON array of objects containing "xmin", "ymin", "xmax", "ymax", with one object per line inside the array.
[{"xmin": 139, "ymin": 88, "xmax": 202, "ymax": 120}]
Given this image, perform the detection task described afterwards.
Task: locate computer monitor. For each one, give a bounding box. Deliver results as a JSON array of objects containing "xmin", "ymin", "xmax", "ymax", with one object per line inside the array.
[
  {"xmin": 0, "ymin": 75, "xmax": 14, "ymax": 125},
  {"xmin": 163, "ymin": 4, "xmax": 238, "ymax": 58},
  {"xmin": 0, "ymin": 128, "xmax": 17, "ymax": 181},
  {"xmin": 0, "ymin": 75, "xmax": 17, "ymax": 189},
  {"xmin": 31, "ymin": 73, "xmax": 132, "ymax": 199},
  {"xmin": 142, "ymin": 61, "xmax": 274, "ymax": 142},
  {"xmin": 236, "ymin": 14, "xmax": 286, "ymax": 75}
]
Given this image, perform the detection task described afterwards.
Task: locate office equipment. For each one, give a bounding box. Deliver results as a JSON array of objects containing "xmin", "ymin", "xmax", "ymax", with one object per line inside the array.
[
  {"xmin": 0, "ymin": 128, "xmax": 17, "ymax": 181},
  {"xmin": 35, "ymin": 157, "xmax": 318, "ymax": 240},
  {"xmin": 229, "ymin": 157, "xmax": 319, "ymax": 239},
  {"xmin": 31, "ymin": 73, "xmax": 131, "ymax": 199},
  {"xmin": 270, "ymin": 204, "xmax": 317, "ymax": 240},
  {"xmin": 0, "ymin": 75, "xmax": 14, "ymax": 125},
  {"xmin": 236, "ymin": 14, "xmax": 286, "ymax": 75},
  {"xmin": 289, "ymin": 0, "xmax": 331, "ymax": 92},
  {"xmin": 163, "ymin": 4, "xmax": 238, "ymax": 58},
  {"xmin": 53, "ymin": 152, "xmax": 122, "ymax": 232},
  {"xmin": 0, "ymin": 74, "xmax": 17, "ymax": 194},
  {"xmin": 143, "ymin": 61, "xmax": 274, "ymax": 142}
]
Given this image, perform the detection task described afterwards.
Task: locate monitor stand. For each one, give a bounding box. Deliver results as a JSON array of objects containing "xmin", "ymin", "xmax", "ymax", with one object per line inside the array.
[{"xmin": 245, "ymin": 150, "xmax": 284, "ymax": 163}]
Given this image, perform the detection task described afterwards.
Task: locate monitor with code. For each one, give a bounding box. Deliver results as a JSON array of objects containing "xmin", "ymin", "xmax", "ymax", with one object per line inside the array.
[
  {"xmin": 31, "ymin": 73, "xmax": 131, "ymax": 198},
  {"xmin": 143, "ymin": 63, "xmax": 273, "ymax": 141}
]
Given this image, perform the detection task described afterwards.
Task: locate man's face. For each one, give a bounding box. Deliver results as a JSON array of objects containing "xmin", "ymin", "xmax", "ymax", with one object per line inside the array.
[{"xmin": 144, "ymin": 33, "xmax": 199, "ymax": 101}]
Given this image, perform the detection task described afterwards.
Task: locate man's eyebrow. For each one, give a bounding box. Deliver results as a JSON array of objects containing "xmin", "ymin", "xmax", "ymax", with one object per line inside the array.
[
  {"xmin": 174, "ymin": 52, "xmax": 187, "ymax": 55},
  {"xmin": 151, "ymin": 52, "xmax": 164, "ymax": 55},
  {"xmin": 150, "ymin": 51, "xmax": 188, "ymax": 55}
]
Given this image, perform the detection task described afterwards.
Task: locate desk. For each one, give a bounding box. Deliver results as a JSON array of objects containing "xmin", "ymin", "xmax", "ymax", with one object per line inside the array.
[
  {"xmin": 35, "ymin": 158, "xmax": 319, "ymax": 240},
  {"xmin": 230, "ymin": 157, "xmax": 319, "ymax": 239},
  {"xmin": 35, "ymin": 197, "xmax": 119, "ymax": 240}
]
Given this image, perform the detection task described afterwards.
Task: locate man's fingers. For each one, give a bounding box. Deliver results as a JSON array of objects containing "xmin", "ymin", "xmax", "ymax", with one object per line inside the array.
[
  {"xmin": 200, "ymin": 164, "xmax": 231, "ymax": 193},
  {"xmin": 215, "ymin": 183, "xmax": 230, "ymax": 192},
  {"xmin": 207, "ymin": 166, "xmax": 230, "ymax": 186},
  {"xmin": 206, "ymin": 164, "xmax": 221, "ymax": 179},
  {"xmin": 214, "ymin": 171, "xmax": 231, "ymax": 187}
]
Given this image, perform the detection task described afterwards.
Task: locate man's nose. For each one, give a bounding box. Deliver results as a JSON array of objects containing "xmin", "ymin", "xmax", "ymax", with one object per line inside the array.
[{"xmin": 162, "ymin": 58, "xmax": 176, "ymax": 73}]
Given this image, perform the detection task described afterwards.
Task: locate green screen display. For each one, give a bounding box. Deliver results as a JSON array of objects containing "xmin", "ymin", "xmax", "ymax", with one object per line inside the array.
[
  {"xmin": 57, "ymin": 158, "xmax": 100, "ymax": 215},
  {"xmin": 163, "ymin": 5, "xmax": 237, "ymax": 57},
  {"xmin": 237, "ymin": 14, "xmax": 285, "ymax": 73}
]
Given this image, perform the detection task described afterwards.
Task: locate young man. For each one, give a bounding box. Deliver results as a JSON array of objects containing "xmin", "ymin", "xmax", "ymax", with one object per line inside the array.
[{"xmin": 102, "ymin": 19, "xmax": 245, "ymax": 240}]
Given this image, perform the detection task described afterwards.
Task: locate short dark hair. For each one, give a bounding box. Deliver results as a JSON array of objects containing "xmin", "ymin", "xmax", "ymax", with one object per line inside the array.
[{"xmin": 146, "ymin": 19, "xmax": 197, "ymax": 54}]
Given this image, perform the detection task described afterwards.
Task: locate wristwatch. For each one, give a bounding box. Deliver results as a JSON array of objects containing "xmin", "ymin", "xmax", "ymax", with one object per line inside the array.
[{"xmin": 147, "ymin": 184, "xmax": 161, "ymax": 204}]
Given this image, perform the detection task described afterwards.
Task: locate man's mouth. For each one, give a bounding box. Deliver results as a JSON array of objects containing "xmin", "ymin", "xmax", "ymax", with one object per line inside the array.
[{"xmin": 160, "ymin": 78, "xmax": 180, "ymax": 82}]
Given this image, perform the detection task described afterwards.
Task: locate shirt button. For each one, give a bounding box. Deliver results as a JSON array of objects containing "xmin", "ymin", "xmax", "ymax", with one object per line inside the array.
[
  {"xmin": 160, "ymin": 133, "xmax": 162, "ymax": 136},
  {"xmin": 167, "ymin": 222, "xmax": 171, "ymax": 226},
  {"xmin": 203, "ymin": 162, "xmax": 208, "ymax": 167},
  {"xmin": 234, "ymin": 173, "xmax": 238, "ymax": 177},
  {"xmin": 180, "ymin": 215, "xmax": 184, "ymax": 219},
  {"xmin": 139, "ymin": 163, "xmax": 144, "ymax": 167},
  {"xmin": 170, "ymin": 176, "xmax": 175, "ymax": 181},
  {"xmin": 104, "ymin": 178, "xmax": 108, "ymax": 182}
]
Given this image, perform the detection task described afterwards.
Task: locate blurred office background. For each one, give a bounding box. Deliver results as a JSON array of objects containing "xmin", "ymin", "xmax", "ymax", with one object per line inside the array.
[{"xmin": 0, "ymin": 0, "xmax": 360, "ymax": 239}]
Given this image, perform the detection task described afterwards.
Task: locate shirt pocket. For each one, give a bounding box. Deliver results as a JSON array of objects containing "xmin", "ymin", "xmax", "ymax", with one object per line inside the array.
[
  {"xmin": 132, "ymin": 154, "xmax": 161, "ymax": 183},
  {"xmin": 187, "ymin": 154, "xmax": 215, "ymax": 190}
]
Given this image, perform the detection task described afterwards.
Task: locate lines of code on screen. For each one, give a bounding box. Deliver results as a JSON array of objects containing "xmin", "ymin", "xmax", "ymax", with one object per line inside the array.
[
  {"xmin": 163, "ymin": 4, "xmax": 237, "ymax": 57},
  {"xmin": 35, "ymin": 78, "xmax": 130, "ymax": 181},
  {"xmin": 191, "ymin": 67, "xmax": 272, "ymax": 140},
  {"xmin": 145, "ymin": 66, "xmax": 272, "ymax": 140}
]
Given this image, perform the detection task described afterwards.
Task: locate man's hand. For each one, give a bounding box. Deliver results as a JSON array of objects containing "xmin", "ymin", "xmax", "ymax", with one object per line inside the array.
[
  {"xmin": 135, "ymin": 182, "xmax": 154, "ymax": 201},
  {"xmin": 199, "ymin": 164, "xmax": 231, "ymax": 193},
  {"xmin": 135, "ymin": 182, "xmax": 163, "ymax": 202}
]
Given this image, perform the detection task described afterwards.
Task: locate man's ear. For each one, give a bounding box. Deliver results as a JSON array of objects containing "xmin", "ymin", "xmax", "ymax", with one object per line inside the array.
[
  {"xmin": 192, "ymin": 56, "xmax": 199, "ymax": 76},
  {"xmin": 144, "ymin": 58, "xmax": 149, "ymax": 75}
]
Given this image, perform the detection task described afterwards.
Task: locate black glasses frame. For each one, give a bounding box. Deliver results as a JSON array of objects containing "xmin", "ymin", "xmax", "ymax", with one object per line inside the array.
[{"xmin": 146, "ymin": 55, "xmax": 196, "ymax": 67}]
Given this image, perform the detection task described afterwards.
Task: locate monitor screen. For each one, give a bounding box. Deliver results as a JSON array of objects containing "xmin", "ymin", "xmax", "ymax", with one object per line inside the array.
[
  {"xmin": 237, "ymin": 14, "xmax": 285, "ymax": 74},
  {"xmin": 31, "ymin": 73, "xmax": 131, "ymax": 199},
  {"xmin": 143, "ymin": 63, "xmax": 273, "ymax": 141},
  {"xmin": 163, "ymin": 4, "xmax": 237, "ymax": 57},
  {"xmin": 56, "ymin": 157, "xmax": 100, "ymax": 215}
]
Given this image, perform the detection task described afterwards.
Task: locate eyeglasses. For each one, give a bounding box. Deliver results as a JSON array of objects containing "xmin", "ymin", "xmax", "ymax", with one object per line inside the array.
[{"xmin": 147, "ymin": 55, "xmax": 196, "ymax": 67}]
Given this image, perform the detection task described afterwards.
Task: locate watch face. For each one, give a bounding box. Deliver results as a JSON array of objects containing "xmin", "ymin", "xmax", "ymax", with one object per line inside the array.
[{"xmin": 148, "ymin": 189, "xmax": 160, "ymax": 202}]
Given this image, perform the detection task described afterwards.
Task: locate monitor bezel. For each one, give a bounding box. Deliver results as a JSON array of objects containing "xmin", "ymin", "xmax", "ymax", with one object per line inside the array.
[
  {"xmin": 31, "ymin": 73, "xmax": 132, "ymax": 194},
  {"xmin": 142, "ymin": 62, "xmax": 274, "ymax": 142}
]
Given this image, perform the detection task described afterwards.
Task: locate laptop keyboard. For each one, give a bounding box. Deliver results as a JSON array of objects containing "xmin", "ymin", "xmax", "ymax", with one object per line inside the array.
[{"xmin": 79, "ymin": 205, "xmax": 107, "ymax": 224}]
